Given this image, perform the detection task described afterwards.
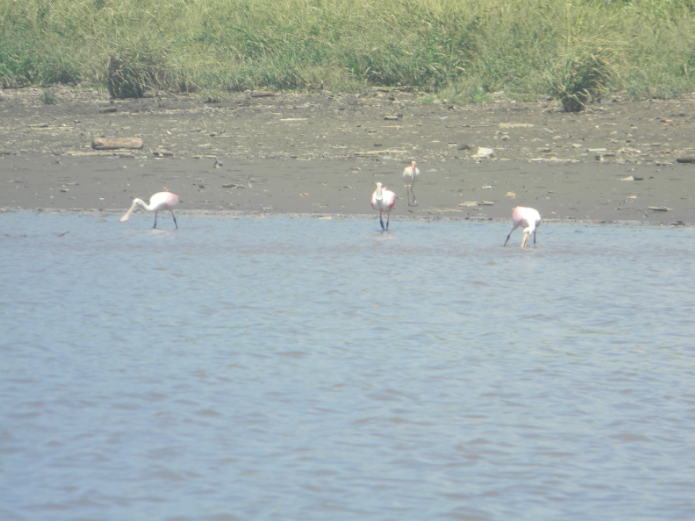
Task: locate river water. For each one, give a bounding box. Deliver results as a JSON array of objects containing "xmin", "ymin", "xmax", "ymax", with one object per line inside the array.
[{"xmin": 1, "ymin": 212, "xmax": 694, "ymax": 521}]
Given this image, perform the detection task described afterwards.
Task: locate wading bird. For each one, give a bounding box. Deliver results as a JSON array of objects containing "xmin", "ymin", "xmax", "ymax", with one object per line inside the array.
[
  {"xmin": 504, "ymin": 206, "xmax": 541, "ymax": 248},
  {"xmin": 120, "ymin": 192, "xmax": 180, "ymax": 229},
  {"xmin": 402, "ymin": 160, "xmax": 420, "ymax": 206},
  {"xmin": 371, "ymin": 182, "xmax": 396, "ymax": 231}
]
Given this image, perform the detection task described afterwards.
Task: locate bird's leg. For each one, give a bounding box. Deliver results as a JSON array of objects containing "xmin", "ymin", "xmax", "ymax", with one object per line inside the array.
[
  {"xmin": 153, "ymin": 211, "xmax": 158, "ymax": 229},
  {"xmin": 533, "ymin": 231, "xmax": 537, "ymax": 246},
  {"xmin": 410, "ymin": 185, "xmax": 417, "ymax": 206},
  {"xmin": 171, "ymin": 210, "xmax": 178, "ymax": 229},
  {"xmin": 386, "ymin": 213, "xmax": 390, "ymax": 230},
  {"xmin": 379, "ymin": 213, "xmax": 385, "ymax": 230},
  {"xmin": 405, "ymin": 185, "xmax": 411, "ymax": 206},
  {"xmin": 504, "ymin": 224, "xmax": 518, "ymax": 246}
]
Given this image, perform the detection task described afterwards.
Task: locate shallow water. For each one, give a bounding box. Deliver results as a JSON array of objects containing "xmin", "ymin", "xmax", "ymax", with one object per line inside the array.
[{"xmin": 1, "ymin": 213, "xmax": 694, "ymax": 521}]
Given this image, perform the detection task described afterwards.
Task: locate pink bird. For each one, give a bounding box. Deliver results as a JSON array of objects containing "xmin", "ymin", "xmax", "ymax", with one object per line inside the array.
[
  {"xmin": 504, "ymin": 206, "xmax": 541, "ymax": 248},
  {"xmin": 402, "ymin": 160, "xmax": 420, "ymax": 206},
  {"xmin": 371, "ymin": 182, "xmax": 396, "ymax": 230},
  {"xmin": 120, "ymin": 191, "xmax": 180, "ymax": 229}
]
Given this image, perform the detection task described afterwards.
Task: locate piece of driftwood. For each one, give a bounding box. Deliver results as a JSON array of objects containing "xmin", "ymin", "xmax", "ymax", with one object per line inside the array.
[
  {"xmin": 676, "ymin": 157, "xmax": 695, "ymax": 163},
  {"xmin": 99, "ymin": 106, "xmax": 117, "ymax": 113},
  {"xmin": 92, "ymin": 137, "xmax": 143, "ymax": 150}
]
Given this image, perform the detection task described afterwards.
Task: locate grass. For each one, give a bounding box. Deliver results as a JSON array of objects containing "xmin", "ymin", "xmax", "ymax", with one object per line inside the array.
[
  {"xmin": 40, "ymin": 88, "xmax": 57, "ymax": 105},
  {"xmin": 1, "ymin": 0, "xmax": 695, "ymax": 109}
]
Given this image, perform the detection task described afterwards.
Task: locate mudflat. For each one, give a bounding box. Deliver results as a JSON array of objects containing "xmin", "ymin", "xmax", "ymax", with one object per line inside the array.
[{"xmin": 1, "ymin": 87, "xmax": 694, "ymax": 224}]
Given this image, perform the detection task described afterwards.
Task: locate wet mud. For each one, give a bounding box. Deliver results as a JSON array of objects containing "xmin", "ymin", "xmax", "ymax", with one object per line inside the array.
[{"xmin": 1, "ymin": 87, "xmax": 694, "ymax": 224}]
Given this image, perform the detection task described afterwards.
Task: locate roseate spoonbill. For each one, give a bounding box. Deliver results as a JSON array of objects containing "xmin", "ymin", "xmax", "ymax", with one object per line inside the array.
[
  {"xmin": 504, "ymin": 206, "xmax": 541, "ymax": 248},
  {"xmin": 120, "ymin": 192, "xmax": 180, "ymax": 229},
  {"xmin": 402, "ymin": 160, "xmax": 420, "ymax": 206},
  {"xmin": 371, "ymin": 182, "xmax": 396, "ymax": 231}
]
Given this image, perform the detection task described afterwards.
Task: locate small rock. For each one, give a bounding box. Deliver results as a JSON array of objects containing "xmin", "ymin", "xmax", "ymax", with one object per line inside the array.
[{"xmin": 471, "ymin": 147, "xmax": 494, "ymax": 159}]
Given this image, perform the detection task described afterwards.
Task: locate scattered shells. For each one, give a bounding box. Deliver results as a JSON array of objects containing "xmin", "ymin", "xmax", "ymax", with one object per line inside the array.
[{"xmin": 499, "ymin": 123, "xmax": 534, "ymax": 128}]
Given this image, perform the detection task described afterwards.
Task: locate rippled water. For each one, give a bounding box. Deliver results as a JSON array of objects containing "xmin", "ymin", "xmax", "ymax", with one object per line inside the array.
[{"xmin": 1, "ymin": 213, "xmax": 694, "ymax": 521}]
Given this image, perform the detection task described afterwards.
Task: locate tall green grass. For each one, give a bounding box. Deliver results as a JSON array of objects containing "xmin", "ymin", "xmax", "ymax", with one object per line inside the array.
[{"xmin": 1, "ymin": 0, "xmax": 694, "ymax": 106}]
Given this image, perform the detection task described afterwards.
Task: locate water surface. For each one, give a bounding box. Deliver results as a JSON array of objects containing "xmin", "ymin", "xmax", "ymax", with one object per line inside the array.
[{"xmin": 1, "ymin": 213, "xmax": 694, "ymax": 520}]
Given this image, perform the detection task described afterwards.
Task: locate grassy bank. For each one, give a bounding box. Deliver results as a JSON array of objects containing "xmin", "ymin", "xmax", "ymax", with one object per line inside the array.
[{"xmin": 1, "ymin": 0, "xmax": 695, "ymax": 105}]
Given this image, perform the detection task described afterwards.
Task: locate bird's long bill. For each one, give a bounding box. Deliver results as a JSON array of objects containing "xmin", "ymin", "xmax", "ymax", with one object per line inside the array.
[
  {"xmin": 120, "ymin": 202, "xmax": 137, "ymax": 222},
  {"xmin": 521, "ymin": 231, "xmax": 530, "ymax": 248}
]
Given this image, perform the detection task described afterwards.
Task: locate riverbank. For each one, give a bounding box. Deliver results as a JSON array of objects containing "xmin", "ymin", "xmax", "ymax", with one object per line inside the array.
[{"xmin": 1, "ymin": 87, "xmax": 694, "ymax": 224}]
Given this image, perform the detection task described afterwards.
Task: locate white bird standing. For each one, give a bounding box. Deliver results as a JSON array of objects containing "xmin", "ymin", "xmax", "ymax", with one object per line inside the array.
[
  {"xmin": 371, "ymin": 182, "xmax": 396, "ymax": 231},
  {"xmin": 504, "ymin": 206, "xmax": 541, "ymax": 248},
  {"xmin": 402, "ymin": 160, "xmax": 420, "ymax": 206},
  {"xmin": 120, "ymin": 191, "xmax": 180, "ymax": 229}
]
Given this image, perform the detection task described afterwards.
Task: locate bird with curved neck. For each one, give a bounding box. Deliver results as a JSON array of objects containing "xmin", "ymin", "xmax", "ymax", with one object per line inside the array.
[
  {"xmin": 120, "ymin": 191, "xmax": 180, "ymax": 229},
  {"xmin": 402, "ymin": 160, "xmax": 420, "ymax": 206},
  {"xmin": 371, "ymin": 182, "xmax": 396, "ymax": 231},
  {"xmin": 504, "ymin": 206, "xmax": 541, "ymax": 248}
]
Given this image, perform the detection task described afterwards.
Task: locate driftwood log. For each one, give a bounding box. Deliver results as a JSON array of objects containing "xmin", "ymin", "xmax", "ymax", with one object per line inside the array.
[{"xmin": 92, "ymin": 137, "xmax": 143, "ymax": 150}]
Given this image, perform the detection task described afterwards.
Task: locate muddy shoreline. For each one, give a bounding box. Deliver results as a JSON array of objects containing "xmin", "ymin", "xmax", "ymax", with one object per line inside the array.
[{"xmin": 1, "ymin": 87, "xmax": 694, "ymax": 224}]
